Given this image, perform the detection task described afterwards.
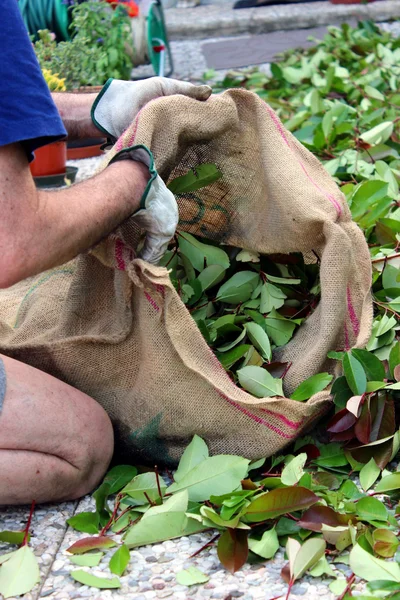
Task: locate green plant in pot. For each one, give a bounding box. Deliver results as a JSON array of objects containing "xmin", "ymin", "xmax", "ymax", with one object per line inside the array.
[
  {"xmin": 33, "ymin": 1, "xmax": 134, "ymax": 90},
  {"xmin": 34, "ymin": 2, "xmax": 134, "ymax": 161}
]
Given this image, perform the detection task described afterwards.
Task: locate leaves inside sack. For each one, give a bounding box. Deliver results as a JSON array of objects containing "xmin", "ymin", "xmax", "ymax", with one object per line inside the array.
[{"xmin": 168, "ymin": 163, "xmax": 223, "ymax": 194}]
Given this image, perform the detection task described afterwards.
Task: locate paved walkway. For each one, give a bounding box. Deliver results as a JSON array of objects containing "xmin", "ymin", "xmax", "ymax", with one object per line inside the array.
[{"xmin": 165, "ymin": 0, "xmax": 400, "ymax": 40}]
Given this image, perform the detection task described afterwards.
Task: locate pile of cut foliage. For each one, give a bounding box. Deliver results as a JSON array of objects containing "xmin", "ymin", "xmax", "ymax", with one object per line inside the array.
[{"xmin": 1, "ymin": 20, "xmax": 400, "ymax": 600}]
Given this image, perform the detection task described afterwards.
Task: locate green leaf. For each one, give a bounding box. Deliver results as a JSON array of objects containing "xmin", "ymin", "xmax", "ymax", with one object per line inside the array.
[
  {"xmin": 359, "ymin": 458, "xmax": 381, "ymax": 491},
  {"xmin": 351, "ymin": 349, "xmax": 386, "ymax": 382},
  {"xmin": 382, "ymin": 264, "xmax": 400, "ymax": 290},
  {"xmin": 122, "ymin": 472, "xmax": 166, "ymax": 505},
  {"xmin": 66, "ymin": 536, "xmax": 117, "ymax": 554},
  {"xmin": 0, "ymin": 552, "xmax": 17, "ymax": 566},
  {"xmin": 365, "ymin": 85, "xmax": 385, "ymax": 101},
  {"xmin": 217, "ymin": 529, "xmax": 248, "ymax": 574},
  {"xmin": 314, "ymin": 443, "xmax": 348, "ymax": 468},
  {"xmin": 236, "ymin": 249, "xmax": 260, "ymax": 263},
  {"xmin": 178, "ymin": 232, "xmax": 230, "ymax": 272},
  {"xmin": 216, "ymin": 328, "xmax": 246, "ymax": 352},
  {"xmin": 265, "ymin": 274, "xmax": 301, "ymax": 285},
  {"xmin": 93, "ymin": 465, "xmax": 138, "ymax": 515},
  {"xmin": 356, "ymin": 496, "xmax": 388, "ymax": 524},
  {"xmin": 373, "ymin": 529, "xmax": 400, "ymax": 558},
  {"xmin": 109, "ymin": 544, "xmax": 130, "ymax": 576},
  {"xmin": 176, "ymin": 567, "xmax": 209, "ymax": 586},
  {"xmin": 103, "ymin": 465, "xmax": 138, "ymax": 494},
  {"xmin": 0, "ymin": 546, "xmax": 40, "ymax": 598},
  {"xmin": 167, "ymin": 455, "xmax": 249, "ymax": 502},
  {"xmin": 216, "ymin": 344, "xmax": 252, "ymax": 369},
  {"xmin": 197, "ymin": 265, "xmax": 226, "ymax": 291},
  {"xmin": 71, "ymin": 570, "xmax": 121, "ymax": 589},
  {"xmin": 237, "ymin": 366, "xmax": 284, "ymax": 398},
  {"xmin": 260, "ymin": 282, "xmax": 287, "ymax": 313},
  {"xmin": 125, "ymin": 491, "xmax": 194, "ymax": 548},
  {"xmin": 244, "ymin": 487, "xmax": 319, "ymax": 523},
  {"xmin": 375, "ymin": 472, "xmax": 400, "ymax": 493},
  {"xmin": 290, "ymin": 537, "xmax": 326, "ymax": 581},
  {"xmin": 264, "ymin": 313, "xmax": 297, "ymax": 347},
  {"xmin": 248, "ymin": 527, "xmax": 279, "ymax": 559},
  {"xmin": 389, "ymin": 342, "xmax": 400, "ymax": 379},
  {"xmin": 69, "ymin": 552, "xmax": 103, "ymax": 567},
  {"xmin": 174, "ymin": 435, "xmax": 209, "ymax": 484},
  {"xmin": 290, "ymin": 373, "xmax": 333, "ymax": 401},
  {"xmin": 244, "ymin": 322, "xmax": 272, "ymax": 361},
  {"xmin": 343, "ymin": 352, "xmax": 367, "ymax": 395},
  {"xmin": 331, "ymin": 376, "xmax": 353, "ymax": 409},
  {"xmin": 329, "ymin": 578, "xmax": 347, "ymax": 595},
  {"xmin": 217, "ymin": 271, "xmax": 260, "ymax": 304},
  {"xmin": 360, "ymin": 121, "xmax": 394, "ymax": 145},
  {"xmin": 350, "ymin": 543, "xmax": 400, "ymax": 582},
  {"xmin": 168, "ymin": 164, "xmax": 223, "ymax": 194},
  {"xmin": 67, "ymin": 512, "xmax": 100, "ymax": 534},
  {"xmin": 199, "ymin": 506, "xmax": 246, "ymax": 529},
  {"xmin": 308, "ymin": 556, "xmax": 336, "ymax": 578},
  {"xmin": 350, "ymin": 180, "xmax": 389, "ymax": 220},
  {"xmin": 0, "ymin": 531, "xmax": 28, "ymax": 545},
  {"xmin": 281, "ymin": 454, "xmax": 307, "ymax": 486}
]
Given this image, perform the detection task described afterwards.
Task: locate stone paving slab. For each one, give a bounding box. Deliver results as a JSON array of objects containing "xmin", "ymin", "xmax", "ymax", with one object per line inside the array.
[
  {"xmin": 201, "ymin": 23, "xmax": 353, "ymax": 70},
  {"xmin": 38, "ymin": 496, "xmax": 344, "ymax": 600},
  {"xmin": 0, "ymin": 501, "xmax": 78, "ymax": 600},
  {"xmin": 165, "ymin": 0, "xmax": 400, "ymax": 40}
]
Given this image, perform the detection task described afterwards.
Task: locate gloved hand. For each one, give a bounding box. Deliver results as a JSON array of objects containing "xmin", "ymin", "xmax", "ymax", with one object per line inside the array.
[
  {"xmin": 92, "ymin": 77, "xmax": 212, "ymax": 141},
  {"xmin": 110, "ymin": 146, "xmax": 178, "ymax": 264}
]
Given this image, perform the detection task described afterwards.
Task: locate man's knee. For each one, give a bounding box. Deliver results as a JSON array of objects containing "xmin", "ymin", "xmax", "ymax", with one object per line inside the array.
[{"xmin": 71, "ymin": 401, "xmax": 114, "ymax": 498}]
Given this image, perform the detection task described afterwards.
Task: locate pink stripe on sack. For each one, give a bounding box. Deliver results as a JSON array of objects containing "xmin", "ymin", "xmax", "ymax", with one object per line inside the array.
[
  {"xmin": 259, "ymin": 407, "xmax": 304, "ymax": 430},
  {"xmin": 218, "ymin": 391, "xmax": 295, "ymax": 439},
  {"xmin": 346, "ymin": 287, "xmax": 360, "ymax": 337},
  {"xmin": 127, "ymin": 112, "xmax": 142, "ymax": 147},
  {"xmin": 155, "ymin": 284, "xmax": 165, "ymax": 298},
  {"xmin": 265, "ymin": 105, "xmax": 342, "ymax": 216},
  {"xmin": 115, "ymin": 238, "xmax": 126, "ymax": 271},
  {"xmin": 144, "ymin": 291, "xmax": 160, "ymax": 312}
]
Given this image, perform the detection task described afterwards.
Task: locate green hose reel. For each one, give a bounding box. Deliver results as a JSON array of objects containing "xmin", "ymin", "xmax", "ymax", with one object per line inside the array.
[{"xmin": 19, "ymin": 0, "xmax": 72, "ymax": 41}]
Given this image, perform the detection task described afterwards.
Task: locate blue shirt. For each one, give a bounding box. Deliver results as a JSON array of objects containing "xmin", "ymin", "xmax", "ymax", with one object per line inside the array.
[{"xmin": 0, "ymin": 0, "xmax": 67, "ymax": 160}]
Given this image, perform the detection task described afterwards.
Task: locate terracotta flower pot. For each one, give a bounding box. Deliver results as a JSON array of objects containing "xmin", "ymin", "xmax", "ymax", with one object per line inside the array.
[
  {"xmin": 329, "ymin": 0, "xmax": 375, "ymax": 4},
  {"xmin": 67, "ymin": 138, "xmax": 106, "ymax": 160},
  {"xmin": 30, "ymin": 141, "xmax": 67, "ymax": 177}
]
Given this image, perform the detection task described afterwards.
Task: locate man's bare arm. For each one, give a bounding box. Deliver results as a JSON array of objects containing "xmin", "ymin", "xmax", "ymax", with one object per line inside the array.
[
  {"xmin": 52, "ymin": 93, "xmax": 101, "ymax": 140},
  {"xmin": 0, "ymin": 143, "xmax": 148, "ymax": 288}
]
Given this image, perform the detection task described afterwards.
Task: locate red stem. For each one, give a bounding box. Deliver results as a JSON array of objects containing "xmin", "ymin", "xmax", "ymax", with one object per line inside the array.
[
  {"xmin": 154, "ymin": 465, "xmax": 163, "ymax": 503},
  {"xmin": 371, "ymin": 252, "xmax": 400, "ymax": 264},
  {"xmin": 337, "ymin": 573, "xmax": 355, "ymax": 600},
  {"xmin": 144, "ymin": 491, "xmax": 156, "ymax": 507},
  {"xmin": 280, "ymin": 362, "xmax": 292, "ymax": 380},
  {"xmin": 285, "ymin": 579, "xmax": 294, "ymax": 600},
  {"xmin": 114, "ymin": 515, "xmax": 141, "ymax": 535},
  {"xmin": 99, "ymin": 493, "xmax": 123, "ymax": 536},
  {"xmin": 190, "ymin": 533, "xmax": 220, "ymax": 558},
  {"xmin": 22, "ymin": 500, "xmax": 36, "ymax": 546}
]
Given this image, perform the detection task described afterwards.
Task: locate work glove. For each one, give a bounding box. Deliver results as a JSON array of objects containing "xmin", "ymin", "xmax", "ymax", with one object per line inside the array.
[
  {"xmin": 91, "ymin": 77, "xmax": 212, "ymax": 141},
  {"xmin": 109, "ymin": 145, "xmax": 178, "ymax": 265}
]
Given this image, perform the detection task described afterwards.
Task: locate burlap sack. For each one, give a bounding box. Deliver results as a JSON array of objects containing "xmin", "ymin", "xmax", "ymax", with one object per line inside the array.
[{"xmin": 0, "ymin": 90, "xmax": 373, "ymax": 464}]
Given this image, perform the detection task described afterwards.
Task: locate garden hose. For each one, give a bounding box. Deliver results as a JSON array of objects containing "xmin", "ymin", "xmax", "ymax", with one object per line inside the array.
[{"xmin": 18, "ymin": 0, "xmax": 80, "ymax": 41}]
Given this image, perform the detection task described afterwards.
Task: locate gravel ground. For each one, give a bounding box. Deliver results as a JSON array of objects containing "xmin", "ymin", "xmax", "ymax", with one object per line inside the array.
[{"xmin": 28, "ymin": 497, "xmax": 349, "ymax": 600}]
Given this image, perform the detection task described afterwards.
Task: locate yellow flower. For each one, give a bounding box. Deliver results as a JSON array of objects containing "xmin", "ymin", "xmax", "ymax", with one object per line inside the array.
[{"xmin": 42, "ymin": 68, "xmax": 66, "ymax": 92}]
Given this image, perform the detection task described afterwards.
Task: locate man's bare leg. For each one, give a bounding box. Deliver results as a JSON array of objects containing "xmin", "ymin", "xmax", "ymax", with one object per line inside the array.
[{"xmin": 0, "ymin": 354, "xmax": 114, "ymax": 505}]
